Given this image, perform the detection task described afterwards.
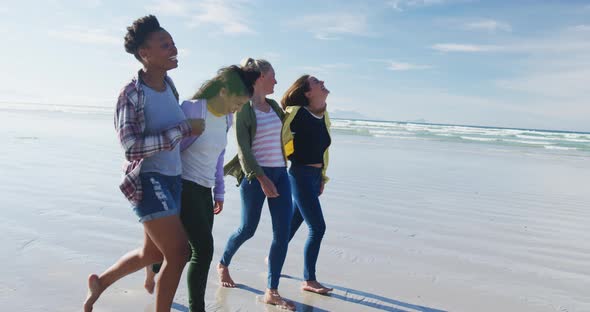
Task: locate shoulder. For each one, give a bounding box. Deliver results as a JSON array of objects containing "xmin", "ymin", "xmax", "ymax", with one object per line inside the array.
[
  {"xmin": 118, "ymin": 79, "xmax": 140, "ymax": 107},
  {"xmin": 236, "ymin": 101, "xmax": 253, "ymax": 117},
  {"xmin": 266, "ymin": 98, "xmax": 280, "ymax": 107},
  {"xmin": 283, "ymin": 106, "xmax": 302, "ymax": 127},
  {"xmin": 285, "ymin": 105, "xmax": 302, "ymax": 116},
  {"xmin": 164, "ymin": 75, "xmax": 176, "ymax": 86},
  {"xmin": 180, "ymin": 99, "xmax": 207, "ymax": 119},
  {"xmin": 266, "ymin": 98, "xmax": 285, "ymax": 115}
]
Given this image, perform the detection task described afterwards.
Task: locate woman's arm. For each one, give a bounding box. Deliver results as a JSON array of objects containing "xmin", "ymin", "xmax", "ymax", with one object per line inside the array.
[{"xmin": 115, "ymin": 92, "xmax": 192, "ymax": 162}]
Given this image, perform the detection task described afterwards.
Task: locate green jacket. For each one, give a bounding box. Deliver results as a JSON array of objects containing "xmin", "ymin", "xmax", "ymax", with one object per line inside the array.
[
  {"xmin": 282, "ymin": 106, "xmax": 331, "ymax": 183},
  {"xmin": 224, "ymin": 99, "xmax": 287, "ymax": 184}
]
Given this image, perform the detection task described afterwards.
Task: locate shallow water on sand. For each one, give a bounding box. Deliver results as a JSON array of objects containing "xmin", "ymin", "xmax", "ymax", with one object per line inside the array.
[{"xmin": 1, "ymin": 108, "xmax": 589, "ymax": 312}]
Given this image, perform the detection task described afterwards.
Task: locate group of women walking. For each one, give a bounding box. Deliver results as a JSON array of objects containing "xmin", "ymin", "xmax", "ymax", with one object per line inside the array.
[{"xmin": 83, "ymin": 15, "xmax": 333, "ymax": 312}]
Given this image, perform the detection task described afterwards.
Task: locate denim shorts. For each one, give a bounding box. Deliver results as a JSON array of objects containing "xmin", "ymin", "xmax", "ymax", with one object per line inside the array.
[{"xmin": 133, "ymin": 172, "xmax": 182, "ymax": 223}]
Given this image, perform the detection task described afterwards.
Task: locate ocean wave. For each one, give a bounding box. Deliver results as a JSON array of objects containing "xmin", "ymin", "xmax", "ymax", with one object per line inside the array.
[
  {"xmin": 460, "ymin": 136, "xmax": 498, "ymax": 142},
  {"xmin": 0, "ymin": 102, "xmax": 112, "ymax": 115},
  {"xmin": 330, "ymin": 119, "xmax": 590, "ymax": 154},
  {"xmin": 545, "ymin": 146, "xmax": 578, "ymax": 151},
  {"xmin": 504, "ymin": 139, "xmax": 552, "ymax": 145}
]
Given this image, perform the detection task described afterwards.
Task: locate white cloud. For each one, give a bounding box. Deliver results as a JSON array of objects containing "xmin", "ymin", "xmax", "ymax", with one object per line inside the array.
[
  {"xmin": 432, "ymin": 43, "xmax": 502, "ymax": 52},
  {"xmin": 570, "ymin": 24, "xmax": 590, "ymax": 32},
  {"xmin": 301, "ymin": 63, "xmax": 351, "ymax": 75},
  {"xmin": 289, "ymin": 13, "xmax": 371, "ymax": 40},
  {"xmin": 48, "ymin": 27, "xmax": 119, "ymax": 45},
  {"xmin": 497, "ymin": 68, "xmax": 590, "ymax": 100},
  {"xmin": 489, "ymin": 30, "xmax": 590, "ymax": 125},
  {"xmin": 387, "ymin": 61, "xmax": 431, "ymax": 71},
  {"xmin": 301, "ymin": 63, "xmax": 352, "ymax": 74},
  {"xmin": 465, "ymin": 19, "xmax": 511, "ymax": 33},
  {"xmin": 386, "ymin": 0, "xmax": 447, "ymax": 11},
  {"xmin": 147, "ymin": 0, "xmax": 254, "ymax": 34}
]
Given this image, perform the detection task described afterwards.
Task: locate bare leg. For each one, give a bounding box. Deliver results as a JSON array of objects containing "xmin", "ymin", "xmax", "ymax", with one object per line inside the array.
[
  {"xmin": 144, "ymin": 215, "xmax": 189, "ymax": 312},
  {"xmin": 83, "ymin": 274, "xmax": 102, "ymax": 312},
  {"xmin": 216, "ymin": 263, "xmax": 236, "ymax": 288},
  {"xmin": 301, "ymin": 280, "xmax": 333, "ymax": 294},
  {"xmin": 144, "ymin": 266, "xmax": 156, "ymax": 294},
  {"xmin": 83, "ymin": 215, "xmax": 187, "ymax": 312},
  {"xmin": 263, "ymin": 289, "xmax": 295, "ymax": 311},
  {"xmin": 83, "ymin": 229, "xmax": 163, "ymax": 312}
]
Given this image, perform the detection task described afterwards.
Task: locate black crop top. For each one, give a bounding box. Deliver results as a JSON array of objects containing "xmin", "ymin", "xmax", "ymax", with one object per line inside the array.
[{"xmin": 289, "ymin": 107, "xmax": 331, "ymax": 165}]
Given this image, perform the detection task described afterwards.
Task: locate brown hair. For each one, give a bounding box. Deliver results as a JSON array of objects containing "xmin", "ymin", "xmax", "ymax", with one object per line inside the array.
[
  {"xmin": 281, "ymin": 75, "xmax": 310, "ymax": 109},
  {"xmin": 191, "ymin": 65, "xmax": 260, "ymax": 100}
]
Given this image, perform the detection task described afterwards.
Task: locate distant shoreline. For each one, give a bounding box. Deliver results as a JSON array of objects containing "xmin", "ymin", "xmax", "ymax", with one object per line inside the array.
[{"xmin": 1, "ymin": 101, "xmax": 588, "ymax": 134}]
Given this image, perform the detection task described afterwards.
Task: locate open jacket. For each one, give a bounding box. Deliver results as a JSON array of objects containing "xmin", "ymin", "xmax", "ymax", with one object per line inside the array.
[
  {"xmin": 281, "ymin": 106, "xmax": 331, "ymax": 183},
  {"xmin": 224, "ymin": 99, "xmax": 287, "ymax": 184},
  {"xmin": 115, "ymin": 72, "xmax": 192, "ymax": 205}
]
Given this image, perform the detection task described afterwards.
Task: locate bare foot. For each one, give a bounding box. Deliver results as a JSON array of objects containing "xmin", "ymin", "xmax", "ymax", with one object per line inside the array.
[
  {"xmin": 264, "ymin": 289, "xmax": 296, "ymax": 311},
  {"xmin": 301, "ymin": 280, "xmax": 333, "ymax": 295},
  {"xmin": 83, "ymin": 274, "xmax": 103, "ymax": 312},
  {"xmin": 144, "ymin": 266, "xmax": 156, "ymax": 294},
  {"xmin": 217, "ymin": 263, "xmax": 236, "ymax": 288}
]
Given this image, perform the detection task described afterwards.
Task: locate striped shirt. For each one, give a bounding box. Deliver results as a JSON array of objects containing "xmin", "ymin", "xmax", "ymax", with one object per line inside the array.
[{"xmin": 252, "ymin": 108, "xmax": 285, "ymax": 167}]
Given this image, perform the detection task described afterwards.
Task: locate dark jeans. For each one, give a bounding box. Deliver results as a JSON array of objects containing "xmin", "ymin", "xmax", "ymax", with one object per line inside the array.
[
  {"xmin": 181, "ymin": 179, "xmax": 215, "ymax": 312},
  {"xmin": 288, "ymin": 164, "xmax": 326, "ymax": 281},
  {"xmin": 219, "ymin": 166, "xmax": 292, "ymax": 289}
]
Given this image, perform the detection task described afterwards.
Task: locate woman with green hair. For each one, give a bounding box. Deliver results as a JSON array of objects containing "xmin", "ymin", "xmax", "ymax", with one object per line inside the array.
[{"xmin": 145, "ymin": 65, "xmax": 259, "ymax": 312}]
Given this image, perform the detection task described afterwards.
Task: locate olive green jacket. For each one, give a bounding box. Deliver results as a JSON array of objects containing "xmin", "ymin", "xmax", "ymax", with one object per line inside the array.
[{"xmin": 224, "ymin": 99, "xmax": 287, "ymax": 184}]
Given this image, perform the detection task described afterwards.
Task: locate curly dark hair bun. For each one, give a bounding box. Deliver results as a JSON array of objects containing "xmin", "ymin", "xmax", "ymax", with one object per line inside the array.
[{"xmin": 124, "ymin": 15, "xmax": 163, "ymax": 59}]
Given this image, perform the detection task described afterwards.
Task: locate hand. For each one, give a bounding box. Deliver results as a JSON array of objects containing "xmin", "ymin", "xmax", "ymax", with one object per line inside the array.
[
  {"xmin": 319, "ymin": 181, "xmax": 325, "ymax": 196},
  {"xmin": 188, "ymin": 118, "xmax": 205, "ymax": 136},
  {"xmin": 213, "ymin": 200, "xmax": 224, "ymax": 215},
  {"xmin": 257, "ymin": 175, "xmax": 279, "ymax": 198}
]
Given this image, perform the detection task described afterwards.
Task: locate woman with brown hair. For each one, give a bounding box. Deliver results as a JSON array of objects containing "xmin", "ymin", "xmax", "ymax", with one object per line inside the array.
[{"xmin": 281, "ymin": 75, "xmax": 334, "ymax": 294}]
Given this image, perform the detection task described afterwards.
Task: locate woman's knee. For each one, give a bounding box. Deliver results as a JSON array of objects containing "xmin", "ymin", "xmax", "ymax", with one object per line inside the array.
[
  {"xmin": 236, "ymin": 225, "xmax": 256, "ymax": 240},
  {"xmin": 310, "ymin": 221, "xmax": 326, "ymax": 237},
  {"xmin": 164, "ymin": 241, "xmax": 190, "ymax": 264},
  {"xmin": 142, "ymin": 248, "xmax": 164, "ymax": 264},
  {"xmin": 200, "ymin": 237, "xmax": 215, "ymax": 263}
]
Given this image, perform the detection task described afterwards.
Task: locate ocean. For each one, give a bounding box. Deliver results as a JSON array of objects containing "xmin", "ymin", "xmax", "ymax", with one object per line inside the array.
[{"xmin": 330, "ymin": 119, "xmax": 590, "ymax": 154}]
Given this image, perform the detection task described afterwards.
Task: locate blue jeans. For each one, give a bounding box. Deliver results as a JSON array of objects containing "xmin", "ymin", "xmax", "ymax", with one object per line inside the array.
[
  {"xmin": 220, "ymin": 167, "xmax": 292, "ymax": 289},
  {"xmin": 133, "ymin": 173, "xmax": 182, "ymax": 223},
  {"xmin": 288, "ymin": 164, "xmax": 326, "ymax": 281}
]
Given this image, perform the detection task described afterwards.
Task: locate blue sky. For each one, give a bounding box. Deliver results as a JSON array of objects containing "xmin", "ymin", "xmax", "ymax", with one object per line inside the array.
[{"xmin": 1, "ymin": 0, "xmax": 589, "ymax": 131}]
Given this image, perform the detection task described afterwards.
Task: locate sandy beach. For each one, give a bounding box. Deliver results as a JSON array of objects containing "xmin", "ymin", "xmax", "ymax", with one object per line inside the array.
[{"xmin": 1, "ymin": 106, "xmax": 589, "ymax": 312}]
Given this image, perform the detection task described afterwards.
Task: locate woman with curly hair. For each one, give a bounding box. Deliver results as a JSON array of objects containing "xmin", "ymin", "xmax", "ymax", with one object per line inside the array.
[{"xmin": 83, "ymin": 15, "xmax": 204, "ymax": 312}]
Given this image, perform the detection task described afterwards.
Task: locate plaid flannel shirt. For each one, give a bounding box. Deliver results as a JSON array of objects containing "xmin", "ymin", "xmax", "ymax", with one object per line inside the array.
[{"xmin": 115, "ymin": 71, "xmax": 192, "ymax": 205}]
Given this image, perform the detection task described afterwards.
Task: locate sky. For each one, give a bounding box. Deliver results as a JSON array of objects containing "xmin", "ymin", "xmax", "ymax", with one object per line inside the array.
[{"xmin": 1, "ymin": 0, "xmax": 589, "ymax": 131}]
